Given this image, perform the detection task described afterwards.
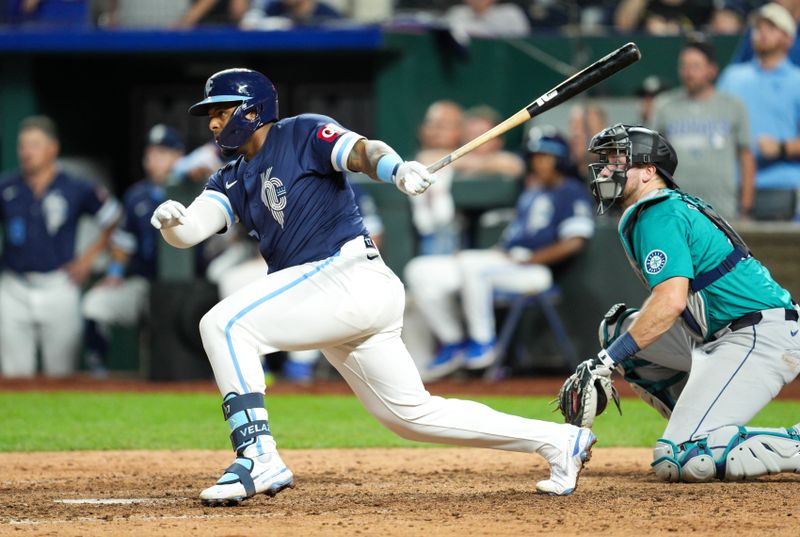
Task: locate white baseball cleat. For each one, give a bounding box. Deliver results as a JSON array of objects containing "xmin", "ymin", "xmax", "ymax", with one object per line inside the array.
[
  {"xmin": 535, "ymin": 426, "xmax": 596, "ymax": 496},
  {"xmin": 200, "ymin": 452, "xmax": 295, "ymax": 506}
]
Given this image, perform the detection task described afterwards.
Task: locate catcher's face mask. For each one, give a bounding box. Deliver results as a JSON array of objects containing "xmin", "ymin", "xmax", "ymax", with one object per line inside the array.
[{"xmin": 589, "ymin": 150, "xmax": 631, "ymax": 215}]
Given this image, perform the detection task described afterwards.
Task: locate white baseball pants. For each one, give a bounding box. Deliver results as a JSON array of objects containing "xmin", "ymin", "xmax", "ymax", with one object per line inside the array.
[
  {"xmin": 82, "ymin": 276, "xmax": 150, "ymax": 326},
  {"xmin": 405, "ymin": 250, "xmax": 553, "ymax": 344},
  {"xmin": 0, "ymin": 270, "xmax": 82, "ymax": 377},
  {"xmin": 199, "ymin": 236, "xmax": 570, "ymax": 455},
  {"xmin": 617, "ymin": 307, "xmax": 800, "ymax": 444}
]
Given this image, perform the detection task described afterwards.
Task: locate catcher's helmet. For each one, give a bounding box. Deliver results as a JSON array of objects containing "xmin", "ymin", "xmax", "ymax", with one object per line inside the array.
[
  {"xmin": 587, "ymin": 123, "xmax": 678, "ymax": 214},
  {"xmin": 525, "ymin": 125, "xmax": 571, "ymax": 174},
  {"xmin": 189, "ymin": 68, "xmax": 278, "ymax": 156}
]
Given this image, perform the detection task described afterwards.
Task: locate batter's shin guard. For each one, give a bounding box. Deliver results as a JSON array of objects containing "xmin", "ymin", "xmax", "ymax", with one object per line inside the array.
[
  {"xmin": 200, "ymin": 392, "xmax": 293, "ymax": 505},
  {"xmin": 222, "ymin": 392, "xmax": 275, "ymax": 456}
]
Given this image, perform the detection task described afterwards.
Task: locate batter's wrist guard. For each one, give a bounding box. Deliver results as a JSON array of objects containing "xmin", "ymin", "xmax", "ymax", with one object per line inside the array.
[{"xmin": 376, "ymin": 153, "xmax": 402, "ymax": 184}]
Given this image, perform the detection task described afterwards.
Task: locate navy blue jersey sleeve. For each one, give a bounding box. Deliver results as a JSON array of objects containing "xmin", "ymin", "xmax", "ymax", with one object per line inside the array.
[{"xmin": 294, "ymin": 114, "xmax": 364, "ymax": 176}]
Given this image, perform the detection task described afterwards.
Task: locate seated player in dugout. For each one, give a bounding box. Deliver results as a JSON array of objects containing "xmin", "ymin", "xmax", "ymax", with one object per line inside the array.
[
  {"xmin": 556, "ymin": 123, "xmax": 800, "ymax": 483},
  {"xmin": 405, "ymin": 126, "xmax": 594, "ymax": 381},
  {"xmin": 81, "ymin": 124, "xmax": 185, "ymax": 378},
  {"xmin": 150, "ymin": 68, "xmax": 597, "ymax": 504}
]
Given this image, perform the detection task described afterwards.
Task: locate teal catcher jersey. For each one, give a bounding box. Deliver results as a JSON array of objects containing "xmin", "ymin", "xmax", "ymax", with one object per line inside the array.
[{"xmin": 618, "ymin": 189, "xmax": 793, "ymax": 337}]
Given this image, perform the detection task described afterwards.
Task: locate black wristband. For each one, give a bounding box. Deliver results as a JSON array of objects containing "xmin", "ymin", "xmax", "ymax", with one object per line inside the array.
[{"xmin": 779, "ymin": 142, "xmax": 788, "ymax": 160}]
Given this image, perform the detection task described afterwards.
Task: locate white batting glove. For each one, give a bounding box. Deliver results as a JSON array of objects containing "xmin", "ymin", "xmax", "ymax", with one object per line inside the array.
[
  {"xmin": 394, "ymin": 161, "xmax": 435, "ymax": 196},
  {"xmin": 150, "ymin": 200, "xmax": 187, "ymax": 230}
]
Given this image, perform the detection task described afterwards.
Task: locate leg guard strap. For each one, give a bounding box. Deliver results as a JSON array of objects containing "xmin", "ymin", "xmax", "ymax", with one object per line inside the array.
[
  {"xmin": 231, "ymin": 420, "xmax": 271, "ymax": 453},
  {"xmin": 219, "ymin": 458, "xmax": 256, "ymax": 497},
  {"xmin": 222, "ymin": 392, "xmax": 265, "ymax": 420}
]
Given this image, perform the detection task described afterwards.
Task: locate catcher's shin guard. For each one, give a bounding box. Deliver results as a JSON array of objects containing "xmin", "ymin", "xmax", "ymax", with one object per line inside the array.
[
  {"xmin": 200, "ymin": 392, "xmax": 294, "ymax": 505},
  {"xmin": 651, "ymin": 438, "xmax": 716, "ymax": 482},
  {"xmin": 711, "ymin": 425, "xmax": 800, "ymax": 481},
  {"xmin": 652, "ymin": 425, "xmax": 800, "ymax": 483}
]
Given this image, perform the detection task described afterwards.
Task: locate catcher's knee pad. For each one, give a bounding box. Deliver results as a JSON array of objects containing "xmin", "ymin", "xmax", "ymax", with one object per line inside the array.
[
  {"xmin": 651, "ymin": 438, "xmax": 717, "ymax": 483},
  {"xmin": 616, "ymin": 362, "xmax": 683, "ymax": 419},
  {"xmin": 597, "ymin": 303, "xmax": 639, "ymax": 348},
  {"xmin": 708, "ymin": 425, "xmax": 800, "ymax": 481}
]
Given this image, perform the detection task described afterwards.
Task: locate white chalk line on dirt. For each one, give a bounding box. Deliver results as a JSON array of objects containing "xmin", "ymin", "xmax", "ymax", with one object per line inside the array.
[
  {"xmin": 7, "ymin": 510, "xmax": 292, "ymax": 526},
  {"xmin": 55, "ymin": 498, "xmax": 175, "ymax": 505}
]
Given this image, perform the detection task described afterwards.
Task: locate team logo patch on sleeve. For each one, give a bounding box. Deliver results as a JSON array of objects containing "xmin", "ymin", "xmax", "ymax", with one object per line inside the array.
[
  {"xmin": 644, "ymin": 249, "xmax": 668, "ymax": 274},
  {"xmin": 317, "ymin": 123, "xmax": 345, "ymax": 142}
]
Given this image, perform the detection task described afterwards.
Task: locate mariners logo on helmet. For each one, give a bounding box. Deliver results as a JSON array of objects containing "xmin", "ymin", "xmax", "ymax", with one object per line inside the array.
[{"xmin": 645, "ymin": 250, "xmax": 668, "ymax": 274}]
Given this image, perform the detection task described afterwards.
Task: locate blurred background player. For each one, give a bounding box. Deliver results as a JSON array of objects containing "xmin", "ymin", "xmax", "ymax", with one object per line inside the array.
[
  {"xmin": 567, "ymin": 102, "xmax": 608, "ymax": 183},
  {"xmin": 0, "ymin": 115, "xmax": 121, "ymax": 378},
  {"xmin": 651, "ymin": 37, "xmax": 755, "ymax": 221},
  {"xmin": 635, "ymin": 74, "xmax": 669, "ymax": 125},
  {"xmin": 405, "ymin": 127, "xmax": 594, "ymax": 380},
  {"xmin": 81, "ymin": 124, "xmax": 185, "ymax": 378},
  {"xmin": 236, "ymin": 0, "xmax": 342, "ymax": 29},
  {"xmin": 446, "ymin": 0, "xmax": 531, "ymax": 39},
  {"xmin": 451, "ymin": 105, "xmax": 525, "ymax": 179}
]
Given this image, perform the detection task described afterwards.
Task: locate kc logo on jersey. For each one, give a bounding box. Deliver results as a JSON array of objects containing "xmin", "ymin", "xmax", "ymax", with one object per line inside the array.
[
  {"xmin": 317, "ymin": 122, "xmax": 344, "ymax": 142},
  {"xmin": 644, "ymin": 249, "xmax": 668, "ymax": 275},
  {"xmin": 260, "ymin": 166, "xmax": 287, "ymax": 229}
]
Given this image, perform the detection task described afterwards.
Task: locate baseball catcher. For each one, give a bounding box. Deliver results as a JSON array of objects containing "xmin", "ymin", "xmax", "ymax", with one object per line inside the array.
[{"xmin": 557, "ymin": 123, "xmax": 800, "ymax": 483}]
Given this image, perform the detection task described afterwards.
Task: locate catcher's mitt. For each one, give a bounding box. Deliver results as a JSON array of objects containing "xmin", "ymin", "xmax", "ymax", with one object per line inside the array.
[{"xmin": 556, "ymin": 361, "xmax": 622, "ymax": 428}]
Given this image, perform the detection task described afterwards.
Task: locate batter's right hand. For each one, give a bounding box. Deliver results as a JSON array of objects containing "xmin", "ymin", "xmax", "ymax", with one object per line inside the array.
[
  {"xmin": 395, "ymin": 161, "xmax": 435, "ymax": 196},
  {"xmin": 150, "ymin": 200, "xmax": 187, "ymax": 230}
]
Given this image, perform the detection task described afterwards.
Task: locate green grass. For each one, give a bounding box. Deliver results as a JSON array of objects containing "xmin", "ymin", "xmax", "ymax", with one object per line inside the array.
[{"xmin": 1, "ymin": 391, "xmax": 799, "ymax": 452}]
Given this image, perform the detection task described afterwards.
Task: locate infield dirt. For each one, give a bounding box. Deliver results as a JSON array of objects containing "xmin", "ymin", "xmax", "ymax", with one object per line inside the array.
[{"xmin": 1, "ymin": 447, "xmax": 798, "ymax": 537}]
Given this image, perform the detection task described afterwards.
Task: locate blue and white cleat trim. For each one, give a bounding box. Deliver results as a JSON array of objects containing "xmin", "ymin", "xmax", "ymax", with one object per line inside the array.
[
  {"xmin": 535, "ymin": 427, "xmax": 596, "ymax": 496},
  {"xmin": 200, "ymin": 455, "xmax": 295, "ymax": 506}
]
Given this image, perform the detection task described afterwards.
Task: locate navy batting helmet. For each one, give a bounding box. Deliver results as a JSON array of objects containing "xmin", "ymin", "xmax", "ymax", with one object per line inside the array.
[
  {"xmin": 587, "ymin": 123, "xmax": 678, "ymax": 214},
  {"xmin": 525, "ymin": 125, "xmax": 571, "ymax": 173},
  {"xmin": 189, "ymin": 68, "xmax": 279, "ymax": 155}
]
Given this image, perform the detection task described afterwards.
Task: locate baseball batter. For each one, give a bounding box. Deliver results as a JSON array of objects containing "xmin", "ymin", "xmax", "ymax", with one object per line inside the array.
[
  {"xmin": 565, "ymin": 123, "xmax": 800, "ymax": 483},
  {"xmin": 150, "ymin": 68, "xmax": 595, "ymax": 504}
]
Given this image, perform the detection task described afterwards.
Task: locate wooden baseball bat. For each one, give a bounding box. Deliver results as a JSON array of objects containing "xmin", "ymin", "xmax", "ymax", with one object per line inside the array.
[{"xmin": 426, "ymin": 42, "xmax": 642, "ymax": 174}]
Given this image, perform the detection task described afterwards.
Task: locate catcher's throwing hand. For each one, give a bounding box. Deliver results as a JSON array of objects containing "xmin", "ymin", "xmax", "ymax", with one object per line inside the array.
[
  {"xmin": 150, "ymin": 200, "xmax": 187, "ymax": 230},
  {"xmin": 394, "ymin": 161, "xmax": 435, "ymax": 196},
  {"xmin": 556, "ymin": 350, "xmax": 622, "ymax": 428}
]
